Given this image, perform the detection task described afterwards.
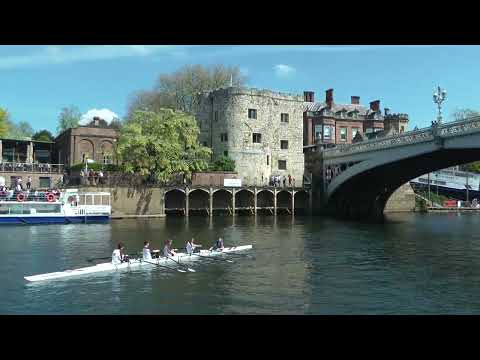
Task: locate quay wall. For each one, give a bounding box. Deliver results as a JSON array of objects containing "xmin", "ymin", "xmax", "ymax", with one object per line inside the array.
[{"xmin": 81, "ymin": 186, "xmax": 165, "ymax": 217}]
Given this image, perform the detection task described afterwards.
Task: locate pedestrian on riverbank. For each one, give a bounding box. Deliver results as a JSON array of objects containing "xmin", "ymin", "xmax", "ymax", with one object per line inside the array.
[
  {"xmin": 99, "ymin": 170, "xmax": 104, "ymax": 185},
  {"xmin": 27, "ymin": 176, "xmax": 32, "ymax": 190},
  {"xmin": 283, "ymin": 177, "xmax": 286, "ymax": 187}
]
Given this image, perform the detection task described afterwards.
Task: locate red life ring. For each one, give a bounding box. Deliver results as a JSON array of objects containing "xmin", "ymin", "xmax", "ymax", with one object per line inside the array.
[
  {"xmin": 67, "ymin": 196, "xmax": 75, "ymax": 203},
  {"xmin": 16, "ymin": 193, "xmax": 25, "ymax": 202},
  {"xmin": 46, "ymin": 193, "xmax": 55, "ymax": 202}
]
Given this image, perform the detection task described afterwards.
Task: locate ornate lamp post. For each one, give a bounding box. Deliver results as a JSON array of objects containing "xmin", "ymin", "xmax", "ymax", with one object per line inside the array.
[{"xmin": 433, "ymin": 85, "xmax": 447, "ymax": 124}]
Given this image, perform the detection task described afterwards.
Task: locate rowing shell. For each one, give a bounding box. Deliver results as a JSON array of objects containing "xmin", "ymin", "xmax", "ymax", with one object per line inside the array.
[{"xmin": 24, "ymin": 245, "xmax": 252, "ymax": 282}]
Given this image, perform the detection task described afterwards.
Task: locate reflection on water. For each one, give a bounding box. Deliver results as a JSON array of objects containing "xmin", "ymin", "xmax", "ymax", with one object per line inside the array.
[{"xmin": 2, "ymin": 213, "xmax": 480, "ymax": 314}]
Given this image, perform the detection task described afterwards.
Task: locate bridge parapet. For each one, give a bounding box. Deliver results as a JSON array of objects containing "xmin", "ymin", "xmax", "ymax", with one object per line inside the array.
[{"xmin": 323, "ymin": 116, "xmax": 480, "ymax": 159}]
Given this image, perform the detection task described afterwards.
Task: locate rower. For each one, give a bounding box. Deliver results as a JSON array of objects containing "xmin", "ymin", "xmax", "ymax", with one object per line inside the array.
[
  {"xmin": 112, "ymin": 243, "xmax": 128, "ymax": 265},
  {"xmin": 163, "ymin": 239, "xmax": 176, "ymax": 258},
  {"xmin": 143, "ymin": 241, "xmax": 152, "ymax": 260},
  {"xmin": 186, "ymin": 237, "xmax": 202, "ymax": 255},
  {"xmin": 209, "ymin": 237, "xmax": 225, "ymax": 251}
]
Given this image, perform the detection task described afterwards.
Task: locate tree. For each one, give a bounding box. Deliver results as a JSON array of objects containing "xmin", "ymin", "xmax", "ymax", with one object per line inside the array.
[
  {"xmin": 57, "ymin": 105, "xmax": 81, "ymax": 133},
  {"xmin": 450, "ymin": 108, "xmax": 480, "ymax": 122},
  {"xmin": 126, "ymin": 64, "xmax": 246, "ymax": 119},
  {"xmin": 32, "ymin": 129, "xmax": 54, "ymax": 142},
  {"xmin": 210, "ymin": 155, "xmax": 235, "ymax": 172},
  {"xmin": 116, "ymin": 109, "xmax": 211, "ymax": 182},
  {"xmin": 7, "ymin": 121, "xmax": 34, "ymax": 140},
  {"xmin": 109, "ymin": 118, "xmax": 123, "ymax": 131},
  {"xmin": 0, "ymin": 107, "xmax": 10, "ymax": 138}
]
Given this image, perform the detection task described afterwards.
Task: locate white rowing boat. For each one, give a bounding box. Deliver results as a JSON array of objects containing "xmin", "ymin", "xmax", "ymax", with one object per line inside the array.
[{"xmin": 24, "ymin": 245, "xmax": 253, "ymax": 282}]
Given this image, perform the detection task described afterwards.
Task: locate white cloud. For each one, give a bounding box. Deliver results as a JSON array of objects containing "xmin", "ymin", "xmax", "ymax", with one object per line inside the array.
[
  {"xmin": 80, "ymin": 108, "xmax": 119, "ymax": 125},
  {"xmin": 273, "ymin": 64, "xmax": 296, "ymax": 78},
  {"xmin": 0, "ymin": 45, "xmax": 181, "ymax": 70}
]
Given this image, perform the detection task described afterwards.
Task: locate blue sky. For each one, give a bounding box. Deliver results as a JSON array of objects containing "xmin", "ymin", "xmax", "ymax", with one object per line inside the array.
[{"xmin": 1, "ymin": 45, "xmax": 479, "ymax": 134}]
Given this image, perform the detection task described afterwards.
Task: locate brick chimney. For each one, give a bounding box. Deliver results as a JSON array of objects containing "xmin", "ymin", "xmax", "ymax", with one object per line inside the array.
[
  {"xmin": 304, "ymin": 91, "xmax": 314, "ymax": 102},
  {"xmin": 370, "ymin": 100, "xmax": 380, "ymax": 112},
  {"xmin": 325, "ymin": 88, "xmax": 334, "ymax": 108},
  {"xmin": 351, "ymin": 96, "xmax": 360, "ymax": 105}
]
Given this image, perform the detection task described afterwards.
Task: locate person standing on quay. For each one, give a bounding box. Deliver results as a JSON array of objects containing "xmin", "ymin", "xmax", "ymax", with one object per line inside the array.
[
  {"xmin": 27, "ymin": 176, "xmax": 32, "ymax": 190},
  {"xmin": 288, "ymin": 174, "xmax": 292, "ymax": 187}
]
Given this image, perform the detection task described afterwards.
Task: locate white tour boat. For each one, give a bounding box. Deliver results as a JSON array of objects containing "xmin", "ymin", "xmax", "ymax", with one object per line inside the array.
[{"xmin": 0, "ymin": 188, "xmax": 111, "ymax": 225}]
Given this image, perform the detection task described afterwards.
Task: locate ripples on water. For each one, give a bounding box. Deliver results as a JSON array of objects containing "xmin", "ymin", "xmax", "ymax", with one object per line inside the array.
[{"xmin": 2, "ymin": 212, "xmax": 480, "ymax": 314}]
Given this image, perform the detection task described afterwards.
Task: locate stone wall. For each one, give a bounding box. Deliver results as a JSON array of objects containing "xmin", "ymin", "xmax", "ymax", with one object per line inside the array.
[
  {"xmin": 191, "ymin": 172, "xmax": 239, "ymax": 186},
  {"xmin": 196, "ymin": 87, "xmax": 305, "ymax": 186},
  {"xmin": 81, "ymin": 186, "xmax": 165, "ymax": 216},
  {"xmin": 384, "ymin": 182, "xmax": 416, "ymax": 212}
]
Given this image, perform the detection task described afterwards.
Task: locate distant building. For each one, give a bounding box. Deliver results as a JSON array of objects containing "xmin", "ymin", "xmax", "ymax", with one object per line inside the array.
[
  {"xmin": 196, "ymin": 87, "xmax": 305, "ymax": 186},
  {"xmin": 0, "ymin": 117, "xmax": 120, "ymax": 189},
  {"xmin": 303, "ymin": 89, "xmax": 409, "ymax": 148},
  {"xmin": 55, "ymin": 117, "xmax": 119, "ymax": 167}
]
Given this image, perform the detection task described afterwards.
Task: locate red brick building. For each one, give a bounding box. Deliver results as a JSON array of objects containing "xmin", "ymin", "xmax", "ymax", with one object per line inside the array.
[{"xmin": 303, "ymin": 89, "xmax": 409, "ymax": 148}]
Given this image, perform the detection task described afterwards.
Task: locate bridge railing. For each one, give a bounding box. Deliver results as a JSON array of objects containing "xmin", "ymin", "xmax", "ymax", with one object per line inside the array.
[{"xmin": 323, "ymin": 116, "xmax": 480, "ymax": 159}]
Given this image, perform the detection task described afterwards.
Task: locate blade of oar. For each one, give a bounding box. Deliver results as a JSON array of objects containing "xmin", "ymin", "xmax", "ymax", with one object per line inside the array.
[
  {"xmin": 143, "ymin": 260, "xmax": 187, "ymax": 273},
  {"xmin": 86, "ymin": 256, "xmax": 111, "ymax": 263},
  {"xmin": 194, "ymin": 253, "xmax": 234, "ymax": 263},
  {"xmin": 167, "ymin": 256, "xmax": 196, "ymax": 272},
  {"xmin": 208, "ymin": 249, "xmax": 250, "ymax": 258}
]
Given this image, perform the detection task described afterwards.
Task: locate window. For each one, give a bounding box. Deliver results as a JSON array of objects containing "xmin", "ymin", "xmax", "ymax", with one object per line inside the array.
[
  {"xmin": 82, "ymin": 154, "xmax": 86, "ymax": 163},
  {"xmin": 39, "ymin": 177, "xmax": 51, "ymax": 188},
  {"xmin": 365, "ymin": 128, "xmax": 373, "ymax": 134},
  {"xmin": 224, "ymin": 151, "xmax": 228, "ymax": 157},
  {"xmin": 400, "ymin": 126, "xmax": 405, "ymax": 133},
  {"xmin": 248, "ymin": 109, "xmax": 257, "ymax": 119},
  {"xmin": 253, "ymin": 133, "xmax": 261, "ymax": 143},
  {"xmin": 203, "ymin": 141, "xmax": 208, "ymax": 147},
  {"xmin": 214, "ymin": 111, "xmax": 219, "ymax": 122},
  {"xmin": 281, "ymin": 113, "xmax": 289, "ymax": 123},
  {"xmin": 278, "ymin": 160, "xmax": 287, "ymax": 170},
  {"xmin": 324, "ymin": 125, "xmax": 332, "ymax": 140},
  {"xmin": 352, "ymin": 128, "xmax": 359, "ymax": 139},
  {"xmin": 103, "ymin": 154, "xmax": 112, "ymax": 164},
  {"xmin": 340, "ymin": 127, "xmax": 347, "ymax": 141},
  {"xmin": 267, "ymin": 155, "xmax": 269, "ymax": 165},
  {"xmin": 220, "ymin": 133, "xmax": 228, "ymax": 142},
  {"xmin": 314, "ymin": 125, "xmax": 322, "ymax": 140},
  {"xmin": 280, "ymin": 140, "xmax": 289, "ymax": 149}
]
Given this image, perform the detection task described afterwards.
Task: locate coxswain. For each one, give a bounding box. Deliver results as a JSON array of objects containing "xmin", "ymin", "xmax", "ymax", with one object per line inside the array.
[
  {"xmin": 112, "ymin": 243, "xmax": 128, "ymax": 265},
  {"xmin": 186, "ymin": 238, "xmax": 202, "ymax": 255},
  {"xmin": 209, "ymin": 237, "xmax": 224, "ymax": 251},
  {"xmin": 163, "ymin": 239, "xmax": 176, "ymax": 258}
]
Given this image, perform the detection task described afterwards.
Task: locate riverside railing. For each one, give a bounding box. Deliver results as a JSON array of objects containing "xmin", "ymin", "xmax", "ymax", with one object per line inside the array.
[{"xmin": 0, "ymin": 162, "xmax": 64, "ymax": 173}]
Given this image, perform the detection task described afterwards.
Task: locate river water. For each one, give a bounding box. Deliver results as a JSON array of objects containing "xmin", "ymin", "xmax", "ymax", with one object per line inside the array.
[{"xmin": 2, "ymin": 212, "xmax": 480, "ymax": 314}]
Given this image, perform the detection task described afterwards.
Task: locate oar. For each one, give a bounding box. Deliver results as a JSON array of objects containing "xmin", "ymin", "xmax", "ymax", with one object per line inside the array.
[
  {"xmin": 166, "ymin": 256, "xmax": 196, "ymax": 272},
  {"xmin": 193, "ymin": 253, "xmax": 234, "ymax": 263},
  {"xmin": 86, "ymin": 256, "xmax": 111, "ymax": 263},
  {"xmin": 142, "ymin": 260, "xmax": 187, "ymax": 273}
]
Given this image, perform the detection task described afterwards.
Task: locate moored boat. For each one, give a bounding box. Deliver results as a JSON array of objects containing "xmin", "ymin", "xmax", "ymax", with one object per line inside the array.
[
  {"xmin": 0, "ymin": 188, "xmax": 111, "ymax": 225},
  {"xmin": 24, "ymin": 245, "xmax": 253, "ymax": 282}
]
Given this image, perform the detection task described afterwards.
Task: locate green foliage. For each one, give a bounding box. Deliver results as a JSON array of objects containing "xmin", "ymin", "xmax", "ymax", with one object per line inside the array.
[
  {"xmin": 461, "ymin": 161, "xmax": 480, "ymax": 174},
  {"xmin": 0, "ymin": 107, "xmax": 10, "ymax": 138},
  {"xmin": 126, "ymin": 64, "xmax": 247, "ymax": 119},
  {"xmin": 9, "ymin": 121, "xmax": 34, "ymax": 139},
  {"xmin": 210, "ymin": 156, "xmax": 235, "ymax": 171},
  {"xmin": 69, "ymin": 163, "xmax": 122, "ymax": 172},
  {"xmin": 32, "ymin": 129, "xmax": 54, "ymax": 142},
  {"xmin": 57, "ymin": 105, "xmax": 81, "ymax": 133},
  {"xmin": 116, "ymin": 109, "xmax": 211, "ymax": 182},
  {"xmin": 450, "ymin": 108, "xmax": 480, "ymax": 122}
]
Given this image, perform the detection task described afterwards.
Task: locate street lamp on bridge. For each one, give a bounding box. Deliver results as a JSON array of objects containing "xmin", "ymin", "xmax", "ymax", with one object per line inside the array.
[{"xmin": 433, "ymin": 85, "xmax": 447, "ymax": 124}]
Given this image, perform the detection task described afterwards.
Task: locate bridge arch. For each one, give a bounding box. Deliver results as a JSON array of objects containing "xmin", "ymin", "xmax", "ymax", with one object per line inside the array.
[
  {"xmin": 257, "ymin": 189, "xmax": 274, "ymax": 208},
  {"xmin": 189, "ymin": 188, "xmax": 209, "ymax": 211},
  {"xmin": 323, "ymin": 119, "xmax": 480, "ymax": 221},
  {"xmin": 165, "ymin": 189, "xmax": 186, "ymax": 210},
  {"xmin": 276, "ymin": 190, "xmax": 292, "ymax": 209},
  {"xmin": 235, "ymin": 189, "xmax": 254, "ymax": 208},
  {"xmin": 213, "ymin": 189, "xmax": 232, "ymax": 209}
]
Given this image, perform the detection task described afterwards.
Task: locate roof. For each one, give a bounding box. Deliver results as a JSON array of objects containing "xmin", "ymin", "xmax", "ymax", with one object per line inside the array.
[
  {"xmin": 304, "ymin": 101, "xmax": 371, "ymax": 116},
  {"xmin": 0, "ymin": 137, "xmax": 54, "ymax": 144}
]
